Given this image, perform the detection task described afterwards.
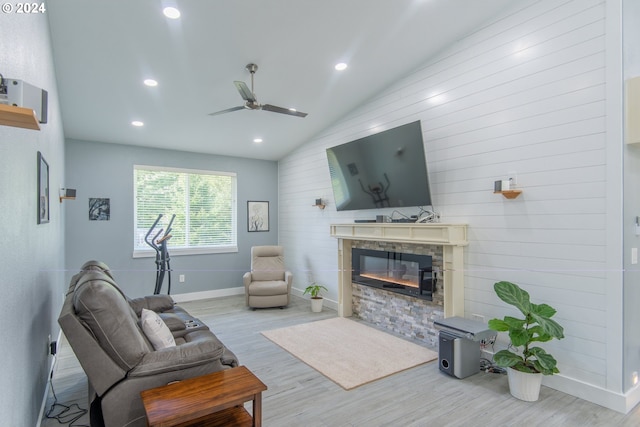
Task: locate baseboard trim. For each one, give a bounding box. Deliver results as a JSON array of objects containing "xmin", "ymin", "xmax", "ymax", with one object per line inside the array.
[
  {"xmin": 171, "ymin": 286, "xmax": 245, "ymax": 303},
  {"xmin": 543, "ymin": 374, "xmax": 640, "ymax": 414},
  {"xmin": 172, "ymin": 286, "xmax": 340, "ymax": 310}
]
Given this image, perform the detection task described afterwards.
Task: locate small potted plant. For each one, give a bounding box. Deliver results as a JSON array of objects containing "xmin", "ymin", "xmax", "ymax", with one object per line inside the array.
[
  {"xmin": 303, "ymin": 283, "xmax": 328, "ymax": 313},
  {"xmin": 488, "ymin": 281, "xmax": 564, "ymax": 401}
]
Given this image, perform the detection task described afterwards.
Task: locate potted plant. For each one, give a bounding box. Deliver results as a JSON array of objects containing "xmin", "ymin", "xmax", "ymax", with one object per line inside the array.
[
  {"xmin": 303, "ymin": 283, "xmax": 328, "ymax": 313},
  {"xmin": 488, "ymin": 281, "xmax": 564, "ymax": 401}
]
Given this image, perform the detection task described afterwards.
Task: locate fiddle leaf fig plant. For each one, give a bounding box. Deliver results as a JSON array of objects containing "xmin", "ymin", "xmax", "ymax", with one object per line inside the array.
[{"xmin": 488, "ymin": 281, "xmax": 564, "ymax": 375}]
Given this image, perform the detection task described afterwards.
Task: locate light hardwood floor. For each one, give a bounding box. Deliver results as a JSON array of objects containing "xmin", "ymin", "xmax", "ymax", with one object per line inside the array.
[{"xmin": 42, "ymin": 295, "xmax": 640, "ymax": 427}]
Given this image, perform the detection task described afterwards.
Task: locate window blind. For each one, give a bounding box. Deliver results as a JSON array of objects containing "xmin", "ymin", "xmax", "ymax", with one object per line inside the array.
[{"xmin": 134, "ymin": 165, "xmax": 237, "ymax": 255}]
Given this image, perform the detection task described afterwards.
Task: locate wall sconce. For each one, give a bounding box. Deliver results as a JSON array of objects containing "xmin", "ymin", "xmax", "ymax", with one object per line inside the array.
[
  {"xmin": 59, "ymin": 188, "xmax": 76, "ymax": 203},
  {"xmin": 313, "ymin": 198, "xmax": 326, "ymax": 209}
]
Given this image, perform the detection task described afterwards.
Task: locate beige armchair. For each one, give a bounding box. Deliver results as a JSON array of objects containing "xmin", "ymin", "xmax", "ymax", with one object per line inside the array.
[{"xmin": 243, "ymin": 245, "xmax": 292, "ymax": 309}]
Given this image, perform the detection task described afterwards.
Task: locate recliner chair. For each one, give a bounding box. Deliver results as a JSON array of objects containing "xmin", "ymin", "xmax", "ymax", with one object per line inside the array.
[
  {"xmin": 243, "ymin": 245, "xmax": 292, "ymax": 309},
  {"xmin": 59, "ymin": 261, "xmax": 238, "ymax": 427}
]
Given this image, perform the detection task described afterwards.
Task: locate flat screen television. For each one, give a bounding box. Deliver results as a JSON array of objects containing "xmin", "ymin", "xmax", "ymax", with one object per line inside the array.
[{"xmin": 326, "ymin": 120, "xmax": 432, "ymax": 211}]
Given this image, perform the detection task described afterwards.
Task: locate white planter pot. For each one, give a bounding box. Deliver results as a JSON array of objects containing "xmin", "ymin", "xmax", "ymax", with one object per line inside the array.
[
  {"xmin": 507, "ymin": 367, "xmax": 543, "ymax": 401},
  {"xmin": 311, "ymin": 297, "xmax": 323, "ymax": 313}
]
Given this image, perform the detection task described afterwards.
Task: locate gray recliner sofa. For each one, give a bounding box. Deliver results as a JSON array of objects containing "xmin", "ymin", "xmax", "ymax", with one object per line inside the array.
[{"xmin": 58, "ymin": 261, "xmax": 239, "ymax": 427}]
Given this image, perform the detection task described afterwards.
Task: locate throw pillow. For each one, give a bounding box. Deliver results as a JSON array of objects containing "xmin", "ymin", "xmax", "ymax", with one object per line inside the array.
[{"xmin": 140, "ymin": 308, "xmax": 176, "ymax": 350}]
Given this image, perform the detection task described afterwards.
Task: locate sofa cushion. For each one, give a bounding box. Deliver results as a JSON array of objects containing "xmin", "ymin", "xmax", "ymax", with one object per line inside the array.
[
  {"xmin": 73, "ymin": 273, "xmax": 151, "ymax": 370},
  {"xmin": 248, "ymin": 280, "xmax": 288, "ymax": 295},
  {"xmin": 251, "ymin": 256, "xmax": 285, "ymax": 281},
  {"xmin": 140, "ymin": 309, "xmax": 176, "ymax": 350}
]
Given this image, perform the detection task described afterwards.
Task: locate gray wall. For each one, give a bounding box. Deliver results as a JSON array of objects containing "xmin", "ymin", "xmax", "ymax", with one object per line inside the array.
[
  {"xmin": 0, "ymin": 13, "xmax": 67, "ymax": 427},
  {"xmin": 65, "ymin": 139, "xmax": 278, "ymax": 298}
]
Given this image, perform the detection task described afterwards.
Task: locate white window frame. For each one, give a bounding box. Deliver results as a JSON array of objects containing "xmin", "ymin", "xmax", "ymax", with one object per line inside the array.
[{"xmin": 133, "ymin": 165, "xmax": 238, "ymax": 258}]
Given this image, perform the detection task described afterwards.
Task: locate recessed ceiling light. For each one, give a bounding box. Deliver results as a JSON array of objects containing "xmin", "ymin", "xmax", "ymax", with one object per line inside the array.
[
  {"xmin": 131, "ymin": 121, "xmax": 144, "ymax": 127},
  {"xmin": 163, "ymin": 7, "xmax": 181, "ymax": 19},
  {"xmin": 253, "ymin": 138, "xmax": 263, "ymax": 143},
  {"xmin": 144, "ymin": 79, "xmax": 158, "ymax": 87},
  {"xmin": 335, "ymin": 62, "xmax": 348, "ymax": 71}
]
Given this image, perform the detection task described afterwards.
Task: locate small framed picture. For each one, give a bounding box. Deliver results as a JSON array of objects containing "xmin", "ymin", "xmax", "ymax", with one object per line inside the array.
[
  {"xmin": 37, "ymin": 151, "xmax": 49, "ymax": 224},
  {"xmin": 89, "ymin": 198, "xmax": 110, "ymax": 221},
  {"xmin": 247, "ymin": 201, "xmax": 269, "ymax": 232}
]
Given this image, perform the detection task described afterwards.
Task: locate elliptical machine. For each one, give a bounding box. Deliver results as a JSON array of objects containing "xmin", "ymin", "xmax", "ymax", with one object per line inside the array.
[{"xmin": 144, "ymin": 213, "xmax": 175, "ymax": 295}]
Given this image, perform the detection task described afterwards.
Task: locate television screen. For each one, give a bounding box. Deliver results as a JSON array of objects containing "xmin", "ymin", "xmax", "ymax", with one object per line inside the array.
[{"xmin": 326, "ymin": 120, "xmax": 432, "ymax": 211}]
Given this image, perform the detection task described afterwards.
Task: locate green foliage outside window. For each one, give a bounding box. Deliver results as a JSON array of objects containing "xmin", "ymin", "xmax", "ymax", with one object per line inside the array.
[{"xmin": 134, "ymin": 167, "xmax": 237, "ymax": 252}]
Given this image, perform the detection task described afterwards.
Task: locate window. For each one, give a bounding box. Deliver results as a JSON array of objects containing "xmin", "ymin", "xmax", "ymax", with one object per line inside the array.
[{"xmin": 134, "ymin": 165, "xmax": 237, "ymax": 256}]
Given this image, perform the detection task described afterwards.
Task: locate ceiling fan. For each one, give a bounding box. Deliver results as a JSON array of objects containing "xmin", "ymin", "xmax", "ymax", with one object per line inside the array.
[{"xmin": 209, "ymin": 63, "xmax": 308, "ymax": 118}]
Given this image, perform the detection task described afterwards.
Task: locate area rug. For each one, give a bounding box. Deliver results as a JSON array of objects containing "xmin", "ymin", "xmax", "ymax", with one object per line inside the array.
[{"xmin": 261, "ymin": 317, "xmax": 438, "ymax": 390}]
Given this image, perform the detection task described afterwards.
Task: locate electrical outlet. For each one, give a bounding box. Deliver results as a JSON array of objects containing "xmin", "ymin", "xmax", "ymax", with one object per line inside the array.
[
  {"xmin": 179, "ymin": 274, "xmax": 185, "ymax": 283},
  {"xmin": 47, "ymin": 334, "xmax": 56, "ymax": 356}
]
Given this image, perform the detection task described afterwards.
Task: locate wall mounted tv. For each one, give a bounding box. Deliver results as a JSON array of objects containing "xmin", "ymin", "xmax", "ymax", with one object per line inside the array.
[{"xmin": 326, "ymin": 120, "xmax": 432, "ymax": 212}]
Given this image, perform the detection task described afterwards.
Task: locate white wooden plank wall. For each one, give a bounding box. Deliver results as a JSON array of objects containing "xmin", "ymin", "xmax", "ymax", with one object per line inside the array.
[{"xmin": 279, "ymin": 0, "xmax": 610, "ymax": 389}]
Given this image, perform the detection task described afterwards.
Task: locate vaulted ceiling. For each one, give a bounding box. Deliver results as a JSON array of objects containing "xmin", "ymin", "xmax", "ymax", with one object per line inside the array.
[{"xmin": 47, "ymin": 0, "xmax": 517, "ymax": 161}]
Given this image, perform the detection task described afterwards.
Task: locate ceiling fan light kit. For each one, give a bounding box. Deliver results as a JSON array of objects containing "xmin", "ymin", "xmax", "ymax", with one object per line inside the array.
[{"xmin": 209, "ymin": 63, "xmax": 307, "ymax": 118}]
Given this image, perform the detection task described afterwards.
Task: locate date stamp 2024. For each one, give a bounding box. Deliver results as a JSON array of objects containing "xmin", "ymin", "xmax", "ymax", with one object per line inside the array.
[{"xmin": 2, "ymin": 2, "xmax": 46, "ymax": 14}]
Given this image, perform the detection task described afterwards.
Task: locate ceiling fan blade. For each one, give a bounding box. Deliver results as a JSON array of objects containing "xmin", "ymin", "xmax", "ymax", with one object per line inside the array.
[
  {"xmin": 208, "ymin": 106, "xmax": 245, "ymax": 117},
  {"xmin": 262, "ymin": 104, "xmax": 308, "ymax": 118},
  {"xmin": 233, "ymin": 81, "xmax": 256, "ymax": 103}
]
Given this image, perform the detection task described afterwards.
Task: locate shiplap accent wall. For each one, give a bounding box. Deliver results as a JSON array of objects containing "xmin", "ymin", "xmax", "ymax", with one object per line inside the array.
[
  {"xmin": 623, "ymin": 0, "xmax": 640, "ymax": 398},
  {"xmin": 279, "ymin": 0, "xmax": 629, "ymax": 408}
]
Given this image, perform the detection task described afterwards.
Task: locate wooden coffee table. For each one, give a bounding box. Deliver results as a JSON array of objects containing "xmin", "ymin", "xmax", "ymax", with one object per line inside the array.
[{"xmin": 141, "ymin": 365, "xmax": 267, "ymax": 427}]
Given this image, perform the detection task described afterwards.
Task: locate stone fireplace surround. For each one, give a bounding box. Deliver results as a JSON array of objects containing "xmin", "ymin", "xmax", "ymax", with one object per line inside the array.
[{"xmin": 331, "ymin": 223, "xmax": 468, "ymax": 346}]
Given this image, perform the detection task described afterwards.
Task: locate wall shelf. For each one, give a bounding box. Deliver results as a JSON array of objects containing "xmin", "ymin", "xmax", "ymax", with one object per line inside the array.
[
  {"xmin": 59, "ymin": 196, "xmax": 76, "ymax": 203},
  {"xmin": 0, "ymin": 104, "xmax": 40, "ymax": 130},
  {"xmin": 494, "ymin": 189, "xmax": 522, "ymax": 199}
]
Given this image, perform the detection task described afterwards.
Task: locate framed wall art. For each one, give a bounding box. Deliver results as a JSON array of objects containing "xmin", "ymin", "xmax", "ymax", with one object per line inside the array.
[
  {"xmin": 37, "ymin": 151, "xmax": 49, "ymax": 224},
  {"xmin": 89, "ymin": 198, "xmax": 111, "ymax": 221},
  {"xmin": 247, "ymin": 201, "xmax": 269, "ymax": 232}
]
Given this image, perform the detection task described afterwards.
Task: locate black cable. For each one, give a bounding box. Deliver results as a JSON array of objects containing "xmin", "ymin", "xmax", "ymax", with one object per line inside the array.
[
  {"xmin": 479, "ymin": 335, "xmax": 506, "ymax": 374},
  {"xmin": 45, "ymin": 371, "xmax": 89, "ymax": 427}
]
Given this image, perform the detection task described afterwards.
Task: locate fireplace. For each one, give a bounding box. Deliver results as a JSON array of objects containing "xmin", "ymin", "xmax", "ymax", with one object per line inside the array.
[{"xmin": 351, "ymin": 248, "xmax": 436, "ymax": 301}]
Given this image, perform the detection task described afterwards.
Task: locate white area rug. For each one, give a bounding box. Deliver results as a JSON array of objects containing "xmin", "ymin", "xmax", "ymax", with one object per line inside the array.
[{"xmin": 261, "ymin": 317, "xmax": 438, "ymax": 390}]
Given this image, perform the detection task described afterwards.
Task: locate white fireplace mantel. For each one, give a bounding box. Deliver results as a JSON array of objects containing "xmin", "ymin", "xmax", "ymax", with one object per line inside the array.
[{"xmin": 331, "ymin": 223, "xmax": 468, "ymax": 318}]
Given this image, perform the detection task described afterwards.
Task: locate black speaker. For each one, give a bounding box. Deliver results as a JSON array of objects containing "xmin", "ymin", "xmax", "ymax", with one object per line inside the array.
[
  {"xmin": 439, "ymin": 331, "xmax": 456, "ymax": 377},
  {"xmin": 63, "ymin": 188, "xmax": 76, "ymax": 198}
]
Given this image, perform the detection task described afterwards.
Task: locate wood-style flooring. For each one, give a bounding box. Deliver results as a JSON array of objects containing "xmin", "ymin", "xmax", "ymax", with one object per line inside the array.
[{"xmin": 41, "ymin": 295, "xmax": 640, "ymax": 427}]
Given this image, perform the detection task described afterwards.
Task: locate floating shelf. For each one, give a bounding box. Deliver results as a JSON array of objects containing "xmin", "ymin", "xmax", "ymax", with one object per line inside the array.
[
  {"xmin": 59, "ymin": 196, "xmax": 76, "ymax": 203},
  {"xmin": 0, "ymin": 104, "xmax": 40, "ymax": 130},
  {"xmin": 494, "ymin": 189, "xmax": 522, "ymax": 199}
]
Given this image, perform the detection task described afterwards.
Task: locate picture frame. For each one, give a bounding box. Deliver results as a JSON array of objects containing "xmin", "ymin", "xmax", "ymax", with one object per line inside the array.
[
  {"xmin": 247, "ymin": 201, "xmax": 269, "ymax": 232},
  {"xmin": 37, "ymin": 151, "xmax": 49, "ymax": 224},
  {"xmin": 89, "ymin": 198, "xmax": 111, "ymax": 221}
]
